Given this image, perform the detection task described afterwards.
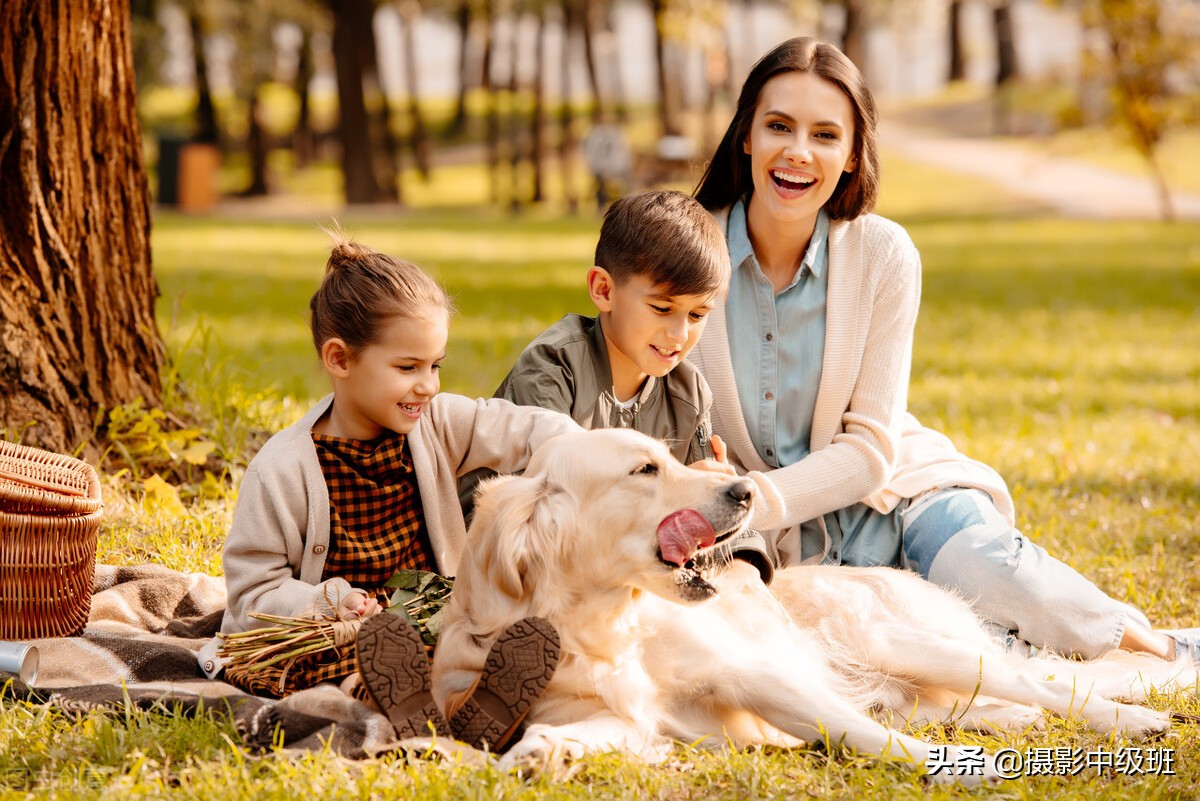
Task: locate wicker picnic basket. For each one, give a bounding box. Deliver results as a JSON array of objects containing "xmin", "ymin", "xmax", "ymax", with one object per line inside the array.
[{"xmin": 0, "ymin": 441, "xmax": 103, "ymax": 639}]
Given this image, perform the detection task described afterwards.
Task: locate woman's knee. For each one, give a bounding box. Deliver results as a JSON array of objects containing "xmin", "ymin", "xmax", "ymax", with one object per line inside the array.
[{"xmin": 900, "ymin": 488, "xmax": 1010, "ymax": 579}]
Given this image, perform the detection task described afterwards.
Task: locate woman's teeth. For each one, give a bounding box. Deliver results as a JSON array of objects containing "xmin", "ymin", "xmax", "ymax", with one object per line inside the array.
[{"xmin": 772, "ymin": 170, "xmax": 814, "ymax": 188}]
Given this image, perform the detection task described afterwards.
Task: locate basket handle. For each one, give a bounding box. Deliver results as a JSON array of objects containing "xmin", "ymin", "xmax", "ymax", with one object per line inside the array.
[{"xmin": 0, "ymin": 465, "xmax": 88, "ymax": 497}]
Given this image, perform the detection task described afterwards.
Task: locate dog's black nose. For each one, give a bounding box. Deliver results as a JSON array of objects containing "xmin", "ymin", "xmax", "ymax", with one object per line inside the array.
[{"xmin": 727, "ymin": 478, "xmax": 755, "ymax": 507}]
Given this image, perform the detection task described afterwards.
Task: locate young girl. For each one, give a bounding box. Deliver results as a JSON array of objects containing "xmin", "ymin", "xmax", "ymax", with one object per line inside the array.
[
  {"xmin": 198, "ymin": 234, "xmax": 577, "ymax": 749},
  {"xmin": 690, "ymin": 37, "xmax": 1199, "ymax": 663}
]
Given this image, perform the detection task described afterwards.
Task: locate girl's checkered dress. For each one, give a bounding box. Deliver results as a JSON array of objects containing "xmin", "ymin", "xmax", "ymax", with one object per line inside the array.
[{"xmin": 224, "ymin": 428, "xmax": 438, "ymax": 698}]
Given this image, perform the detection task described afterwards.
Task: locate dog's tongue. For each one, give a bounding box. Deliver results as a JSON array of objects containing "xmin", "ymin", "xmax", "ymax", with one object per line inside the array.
[{"xmin": 657, "ymin": 509, "xmax": 716, "ymax": 566}]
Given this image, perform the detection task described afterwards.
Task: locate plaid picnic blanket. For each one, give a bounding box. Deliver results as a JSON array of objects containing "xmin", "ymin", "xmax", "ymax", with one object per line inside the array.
[{"xmin": 5, "ymin": 564, "xmax": 480, "ymax": 763}]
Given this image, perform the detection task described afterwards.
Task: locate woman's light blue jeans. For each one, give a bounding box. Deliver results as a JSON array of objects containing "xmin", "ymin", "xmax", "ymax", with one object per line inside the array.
[{"xmin": 837, "ymin": 487, "xmax": 1148, "ymax": 659}]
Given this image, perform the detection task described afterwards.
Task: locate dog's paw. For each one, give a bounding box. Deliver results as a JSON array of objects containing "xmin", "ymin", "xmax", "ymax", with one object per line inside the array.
[
  {"xmin": 982, "ymin": 705, "xmax": 1047, "ymax": 734},
  {"xmin": 1109, "ymin": 703, "xmax": 1171, "ymax": 739},
  {"xmin": 497, "ymin": 728, "xmax": 583, "ymax": 779}
]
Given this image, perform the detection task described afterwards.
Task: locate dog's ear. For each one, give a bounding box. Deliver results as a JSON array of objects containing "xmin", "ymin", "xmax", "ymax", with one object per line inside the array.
[{"xmin": 469, "ymin": 473, "xmax": 575, "ymax": 603}]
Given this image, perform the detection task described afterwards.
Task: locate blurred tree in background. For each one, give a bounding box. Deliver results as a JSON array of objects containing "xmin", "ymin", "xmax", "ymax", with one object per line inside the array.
[{"xmin": 1079, "ymin": 0, "xmax": 1198, "ymax": 220}]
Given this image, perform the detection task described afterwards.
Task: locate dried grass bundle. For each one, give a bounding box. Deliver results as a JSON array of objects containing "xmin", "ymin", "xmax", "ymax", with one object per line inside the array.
[{"xmin": 217, "ymin": 570, "xmax": 454, "ymax": 672}]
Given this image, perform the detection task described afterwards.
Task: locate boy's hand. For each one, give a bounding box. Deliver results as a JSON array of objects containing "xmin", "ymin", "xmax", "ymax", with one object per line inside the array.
[
  {"xmin": 688, "ymin": 458, "xmax": 737, "ymax": 476},
  {"xmin": 710, "ymin": 434, "xmax": 728, "ymax": 464},
  {"xmin": 337, "ymin": 590, "xmax": 381, "ymax": 620},
  {"xmin": 688, "ymin": 433, "xmax": 735, "ymax": 475}
]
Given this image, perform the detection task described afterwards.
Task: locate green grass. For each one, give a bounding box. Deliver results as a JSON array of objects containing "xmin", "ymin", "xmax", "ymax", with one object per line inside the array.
[{"xmin": 7, "ymin": 151, "xmax": 1200, "ymax": 798}]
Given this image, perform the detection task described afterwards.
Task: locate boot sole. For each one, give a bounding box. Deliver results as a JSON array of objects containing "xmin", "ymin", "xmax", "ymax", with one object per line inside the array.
[
  {"xmin": 449, "ymin": 616, "xmax": 560, "ymax": 751},
  {"xmin": 356, "ymin": 614, "xmax": 451, "ymax": 739}
]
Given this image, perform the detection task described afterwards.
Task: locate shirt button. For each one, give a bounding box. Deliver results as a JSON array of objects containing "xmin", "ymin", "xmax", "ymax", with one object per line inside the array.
[
  {"xmin": 765, "ymin": 391, "xmax": 774, "ymax": 401},
  {"xmin": 765, "ymin": 332, "xmax": 774, "ymax": 341},
  {"xmin": 766, "ymin": 448, "xmax": 774, "ymax": 457},
  {"xmin": 313, "ymin": 545, "xmax": 326, "ymax": 555},
  {"xmin": 204, "ymin": 660, "xmax": 215, "ymax": 672}
]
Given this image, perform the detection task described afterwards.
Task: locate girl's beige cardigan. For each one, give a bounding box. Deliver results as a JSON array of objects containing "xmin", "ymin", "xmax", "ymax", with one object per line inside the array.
[{"xmin": 199, "ymin": 392, "xmax": 579, "ymax": 677}]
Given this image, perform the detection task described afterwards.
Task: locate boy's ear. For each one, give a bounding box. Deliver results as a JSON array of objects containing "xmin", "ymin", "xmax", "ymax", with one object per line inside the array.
[
  {"xmin": 320, "ymin": 338, "xmax": 352, "ymax": 377},
  {"xmin": 587, "ymin": 266, "xmax": 616, "ymax": 312}
]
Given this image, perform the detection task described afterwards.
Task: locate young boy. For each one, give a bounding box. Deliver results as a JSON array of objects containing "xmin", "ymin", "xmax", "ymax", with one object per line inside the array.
[{"xmin": 470, "ymin": 190, "xmax": 775, "ymax": 582}]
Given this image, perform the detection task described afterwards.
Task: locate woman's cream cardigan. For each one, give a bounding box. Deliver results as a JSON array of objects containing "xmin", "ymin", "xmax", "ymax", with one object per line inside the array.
[{"xmin": 690, "ymin": 208, "xmax": 1012, "ymax": 565}]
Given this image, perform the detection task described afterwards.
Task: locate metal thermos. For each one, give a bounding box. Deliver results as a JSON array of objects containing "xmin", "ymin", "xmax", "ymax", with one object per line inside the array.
[{"xmin": 0, "ymin": 641, "xmax": 38, "ymax": 684}]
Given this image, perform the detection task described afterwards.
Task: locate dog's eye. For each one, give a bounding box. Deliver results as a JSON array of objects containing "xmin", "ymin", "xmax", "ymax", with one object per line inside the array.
[{"xmin": 633, "ymin": 462, "xmax": 659, "ymax": 476}]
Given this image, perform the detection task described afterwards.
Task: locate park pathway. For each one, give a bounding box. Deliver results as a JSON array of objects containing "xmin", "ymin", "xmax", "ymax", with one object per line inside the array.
[
  {"xmin": 208, "ymin": 125, "xmax": 1200, "ymax": 223},
  {"xmin": 879, "ymin": 120, "xmax": 1200, "ymax": 221}
]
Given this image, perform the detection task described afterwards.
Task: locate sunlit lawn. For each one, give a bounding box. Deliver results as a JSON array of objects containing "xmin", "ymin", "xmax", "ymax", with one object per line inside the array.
[{"xmin": 5, "ymin": 150, "xmax": 1199, "ymax": 798}]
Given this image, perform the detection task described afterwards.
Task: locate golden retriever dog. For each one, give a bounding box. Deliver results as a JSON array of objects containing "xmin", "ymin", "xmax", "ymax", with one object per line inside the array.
[{"xmin": 432, "ymin": 429, "xmax": 1196, "ymax": 784}]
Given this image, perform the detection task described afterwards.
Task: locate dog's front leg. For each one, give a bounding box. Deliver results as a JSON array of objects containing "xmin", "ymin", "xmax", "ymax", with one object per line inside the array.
[{"xmin": 498, "ymin": 715, "xmax": 673, "ymax": 776}]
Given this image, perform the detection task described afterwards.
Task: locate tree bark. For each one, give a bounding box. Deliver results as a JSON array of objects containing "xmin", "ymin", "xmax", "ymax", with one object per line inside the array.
[{"xmin": 0, "ymin": 0, "xmax": 161, "ymax": 455}]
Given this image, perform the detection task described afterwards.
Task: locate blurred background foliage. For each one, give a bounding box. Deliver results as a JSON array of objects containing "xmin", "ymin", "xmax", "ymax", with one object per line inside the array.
[{"xmin": 132, "ymin": 0, "xmax": 1200, "ymax": 217}]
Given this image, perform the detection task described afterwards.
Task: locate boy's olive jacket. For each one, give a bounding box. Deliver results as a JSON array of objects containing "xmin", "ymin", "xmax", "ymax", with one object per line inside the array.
[{"xmin": 496, "ymin": 313, "xmax": 713, "ymax": 464}]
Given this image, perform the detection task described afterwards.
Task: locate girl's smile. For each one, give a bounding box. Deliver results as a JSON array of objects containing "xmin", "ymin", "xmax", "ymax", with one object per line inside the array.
[{"xmin": 319, "ymin": 311, "xmax": 449, "ymax": 440}]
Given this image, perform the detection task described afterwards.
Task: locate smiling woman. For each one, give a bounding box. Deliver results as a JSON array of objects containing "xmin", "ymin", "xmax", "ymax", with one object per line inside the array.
[{"xmin": 690, "ymin": 36, "xmax": 1200, "ymax": 666}]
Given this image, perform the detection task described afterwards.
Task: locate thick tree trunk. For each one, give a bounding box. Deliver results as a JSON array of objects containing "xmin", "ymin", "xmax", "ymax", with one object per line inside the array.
[
  {"xmin": 328, "ymin": 0, "xmax": 387, "ymax": 204},
  {"xmin": 0, "ymin": 0, "xmax": 161, "ymax": 455}
]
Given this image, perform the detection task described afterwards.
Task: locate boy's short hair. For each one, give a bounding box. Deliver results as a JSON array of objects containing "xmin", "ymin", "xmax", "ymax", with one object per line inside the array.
[{"xmin": 594, "ymin": 190, "xmax": 731, "ymax": 297}]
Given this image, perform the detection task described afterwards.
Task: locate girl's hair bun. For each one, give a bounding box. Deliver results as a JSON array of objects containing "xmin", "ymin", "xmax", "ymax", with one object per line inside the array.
[
  {"xmin": 309, "ymin": 221, "xmax": 453, "ymax": 355},
  {"xmin": 320, "ymin": 222, "xmax": 375, "ymax": 274}
]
